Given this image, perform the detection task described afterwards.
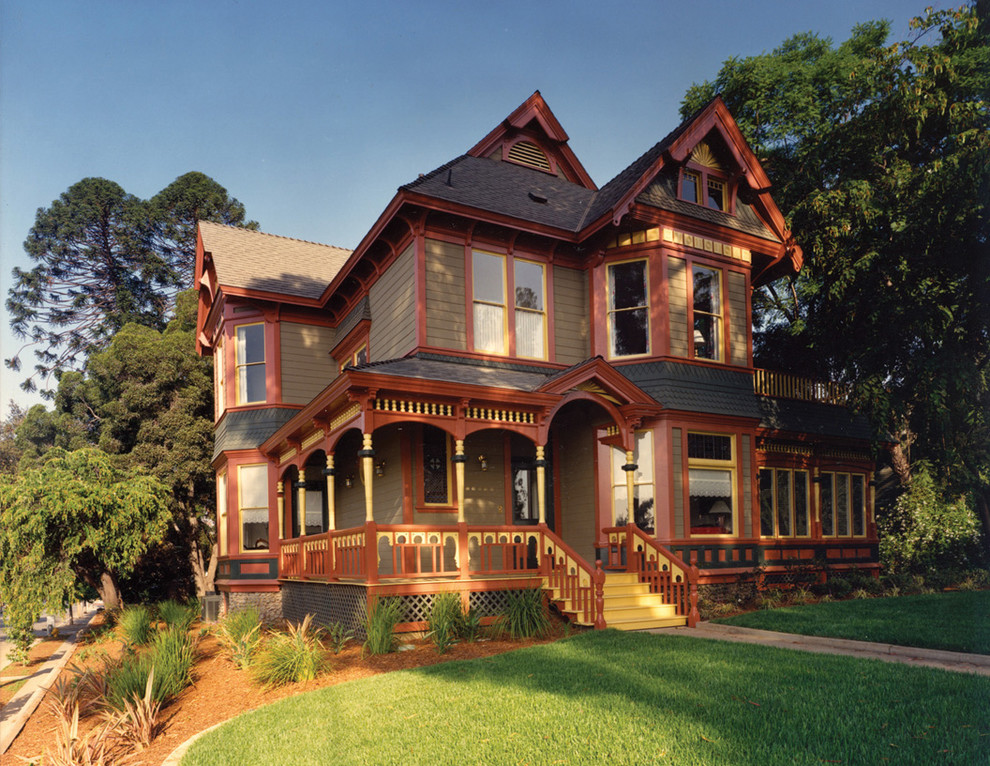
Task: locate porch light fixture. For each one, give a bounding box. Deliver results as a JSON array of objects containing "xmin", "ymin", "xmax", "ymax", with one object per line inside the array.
[
  {"xmin": 375, "ymin": 459, "xmax": 386, "ymax": 478},
  {"xmin": 344, "ymin": 474, "xmax": 355, "ymax": 489},
  {"xmin": 478, "ymin": 454, "xmax": 488, "ymax": 472}
]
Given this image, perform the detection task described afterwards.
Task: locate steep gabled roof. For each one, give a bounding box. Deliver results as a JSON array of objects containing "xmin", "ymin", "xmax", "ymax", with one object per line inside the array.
[{"xmin": 199, "ymin": 221, "xmax": 352, "ymax": 302}]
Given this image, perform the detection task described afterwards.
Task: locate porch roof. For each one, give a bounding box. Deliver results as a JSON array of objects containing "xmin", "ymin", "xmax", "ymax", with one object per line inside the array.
[{"xmin": 352, "ymin": 353, "xmax": 560, "ymax": 391}]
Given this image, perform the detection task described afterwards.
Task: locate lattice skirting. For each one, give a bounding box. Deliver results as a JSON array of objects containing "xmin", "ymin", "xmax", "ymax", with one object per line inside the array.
[
  {"xmin": 282, "ymin": 581, "xmax": 369, "ymax": 638},
  {"xmin": 280, "ymin": 582, "xmax": 531, "ymax": 636}
]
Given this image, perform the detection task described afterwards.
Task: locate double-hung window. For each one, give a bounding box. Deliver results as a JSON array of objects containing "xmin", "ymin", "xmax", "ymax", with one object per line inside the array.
[
  {"xmin": 238, "ymin": 464, "xmax": 269, "ymax": 551},
  {"xmin": 759, "ymin": 468, "xmax": 810, "ymax": 537},
  {"xmin": 472, "ymin": 250, "xmax": 546, "ymax": 359},
  {"xmin": 692, "ymin": 266, "xmax": 722, "ymax": 361},
  {"xmin": 235, "ymin": 324, "xmax": 266, "ymax": 404},
  {"xmin": 215, "ymin": 335, "xmax": 226, "ymax": 417},
  {"xmin": 608, "ymin": 259, "xmax": 649, "ymax": 357},
  {"xmin": 688, "ymin": 433, "xmax": 735, "ymax": 535}
]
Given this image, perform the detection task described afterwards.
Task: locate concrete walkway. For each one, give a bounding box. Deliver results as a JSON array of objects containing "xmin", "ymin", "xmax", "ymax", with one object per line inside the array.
[
  {"xmin": 655, "ymin": 621, "xmax": 990, "ymax": 677},
  {"xmin": 0, "ymin": 604, "xmax": 102, "ymax": 755}
]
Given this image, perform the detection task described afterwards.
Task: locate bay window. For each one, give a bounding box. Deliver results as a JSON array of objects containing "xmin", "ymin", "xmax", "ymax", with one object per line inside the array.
[
  {"xmin": 688, "ymin": 432, "xmax": 734, "ymax": 535},
  {"xmin": 215, "ymin": 335, "xmax": 226, "ymax": 417},
  {"xmin": 608, "ymin": 259, "xmax": 649, "ymax": 357},
  {"xmin": 238, "ymin": 464, "xmax": 270, "ymax": 551}
]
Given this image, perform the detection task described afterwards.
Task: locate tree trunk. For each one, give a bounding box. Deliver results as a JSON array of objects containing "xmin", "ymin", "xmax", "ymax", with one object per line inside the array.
[
  {"xmin": 889, "ymin": 442, "xmax": 912, "ymax": 486},
  {"xmin": 189, "ymin": 540, "xmax": 218, "ymax": 597},
  {"xmin": 98, "ymin": 571, "xmax": 122, "ymax": 611}
]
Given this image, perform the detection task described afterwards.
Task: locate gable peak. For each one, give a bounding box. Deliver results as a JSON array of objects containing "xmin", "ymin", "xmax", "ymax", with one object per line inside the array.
[{"xmin": 468, "ymin": 91, "xmax": 596, "ymax": 189}]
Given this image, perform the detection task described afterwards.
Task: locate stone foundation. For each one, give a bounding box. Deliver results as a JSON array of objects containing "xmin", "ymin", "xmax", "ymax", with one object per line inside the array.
[{"xmin": 224, "ymin": 590, "xmax": 284, "ymax": 624}]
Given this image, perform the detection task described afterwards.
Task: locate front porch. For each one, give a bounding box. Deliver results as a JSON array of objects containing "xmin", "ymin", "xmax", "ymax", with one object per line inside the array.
[{"xmin": 278, "ymin": 521, "xmax": 700, "ymax": 632}]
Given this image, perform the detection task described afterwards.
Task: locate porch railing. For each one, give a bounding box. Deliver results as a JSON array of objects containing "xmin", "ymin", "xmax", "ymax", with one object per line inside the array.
[
  {"xmin": 279, "ymin": 522, "xmax": 605, "ymax": 627},
  {"xmin": 602, "ymin": 525, "xmax": 700, "ymax": 627},
  {"xmin": 753, "ymin": 368, "xmax": 850, "ymax": 405}
]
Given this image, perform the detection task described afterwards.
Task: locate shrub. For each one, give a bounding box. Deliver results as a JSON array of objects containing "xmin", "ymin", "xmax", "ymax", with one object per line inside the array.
[
  {"xmin": 251, "ymin": 614, "xmax": 329, "ymax": 687},
  {"xmin": 757, "ymin": 589, "xmax": 784, "ymax": 610},
  {"xmin": 459, "ymin": 606, "xmax": 484, "ymax": 642},
  {"xmin": 103, "ymin": 668, "xmax": 165, "ymax": 750},
  {"xmin": 428, "ymin": 593, "xmax": 462, "ymax": 654},
  {"xmin": 157, "ymin": 599, "xmax": 199, "ymax": 632},
  {"xmin": 214, "ymin": 607, "xmax": 262, "ymax": 669},
  {"xmin": 325, "ymin": 621, "xmax": 354, "ymax": 655},
  {"xmin": 363, "ymin": 597, "xmax": 403, "ymax": 655},
  {"xmin": 827, "ymin": 577, "xmax": 853, "ymax": 599},
  {"xmin": 789, "ymin": 587, "xmax": 815, "ymax": 605},
  {"xmin": 499, "ymin": 589, "xmax": 550, "ymax": 639},
  {"xmin": 878, "ymin": 464, "xmax": 983, "ymax": 574},
  {"xmin": 150, "ymin": 626, "xmax": 196, "ymax": 700},
  {"xmin": 104, "ymin": 628, "xmax": 195, "ymax": 710},
  {"xmin": 118, "ymin": 605, "xmax": 153, "ymax": 646}
]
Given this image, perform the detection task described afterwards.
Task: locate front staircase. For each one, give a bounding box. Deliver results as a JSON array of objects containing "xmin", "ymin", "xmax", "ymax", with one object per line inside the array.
[{"xmin": 546, "ymin": 571, "xmax": 688, "ymax": 631}]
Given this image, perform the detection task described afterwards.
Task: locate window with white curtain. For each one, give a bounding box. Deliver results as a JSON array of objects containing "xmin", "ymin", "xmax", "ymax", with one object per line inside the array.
[
  {"xmin": 472, "ymin": 250, "xmax": 547, "ymax": 359},
  {"xmin": 688, "ymin": 432, "xmax": 735, "ymax": 535},
  {"xmin": 238, "ymin": 464, "xmax": 269, "ymax": 551},
  {"xmin": 472, "ymin": 251, "xmax": 506, "ymax": 354},
  {"xmin": 610, "ymin": 430, "xmax": 655, "ymax": 531}
]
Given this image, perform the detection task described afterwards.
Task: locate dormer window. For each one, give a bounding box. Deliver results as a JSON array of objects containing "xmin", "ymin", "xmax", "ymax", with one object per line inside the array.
[{"xmin": 680, "ymin": 142, "xmax": 731, "ymax": 213}]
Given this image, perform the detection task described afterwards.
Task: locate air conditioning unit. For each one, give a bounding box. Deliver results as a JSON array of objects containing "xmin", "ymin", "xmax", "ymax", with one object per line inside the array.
[{"xmin": 201, "ymin": 594, "xmax": 223, "ymax": 623}]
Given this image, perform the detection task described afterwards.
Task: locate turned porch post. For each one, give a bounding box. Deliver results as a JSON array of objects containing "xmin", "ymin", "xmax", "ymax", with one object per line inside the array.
[
  {"xmin": 296, "ymin": 477, "xmax": 306, "ymax": 538},
  {"xmin": 536, "ymin": 444, "xmax": 547, "ymax": 525},
  {"xmin": 623, "ymin": 449, "xmax": 637, "ymax": 526},
  {"xmin": 454, "ymin": 439, "xmax": 466, "ymax": 523},
  {"xmin": 324, "ymin": 453, "xmax": 336, "ymax": 530},
  {"xmin": 360, "ymin": 434, "xmax": 375, "ymax": 522},
  {"xmin": 276, "ymin": 481, "xmax": 285, "ymax": 539}
]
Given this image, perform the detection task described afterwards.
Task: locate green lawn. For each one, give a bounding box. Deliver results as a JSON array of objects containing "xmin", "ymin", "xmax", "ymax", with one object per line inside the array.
[
  {"xmin": 183, "ymin": 630, "xmax": 990, "ymax": 766},
  {"xmin": 715, "ymin": 590, "xmax": 990, "ymax": 655}
]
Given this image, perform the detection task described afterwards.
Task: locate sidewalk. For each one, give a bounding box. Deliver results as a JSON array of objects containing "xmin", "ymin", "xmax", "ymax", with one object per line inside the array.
[
  {"xmin": 656, "ymin": 621, "xmax": 990, "ymax": 677},
  {"xmin": 0, "ymin": 603, "xmax": 102, "ymax": 755}
]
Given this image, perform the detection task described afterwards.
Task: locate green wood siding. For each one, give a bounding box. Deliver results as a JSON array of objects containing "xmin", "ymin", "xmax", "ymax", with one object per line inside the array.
[
  {"xmin": 553, "ymin": 265, "xmax": 589, "ymax": 365},
  {"xmin": 369, "ymin": 243, "xmax": 416, "ymax": 360},
  {"xmin": 280, "ymin": 323, "xmax": 336, "ymax": 404},
  {"xmin": 462, "ymin": 431, "xmax": 507, "ymax": 525},
  {"xmin": 425, "ymin": 238, "xmax": 466, "ymax": 350},
  {"xmin": 672, "ymin": 428, "xmax": 684, "ymax": 537},
  {"xmin": 668, "ymin": 257, "xmax": 689, "ymax": 357},
  {"xmin": 728, "ymin": 270, "xmax": 748, "ymax": 367},
  {"xmin": 558, "ymin": 418, "xmax": 596, "ymax": 562}
]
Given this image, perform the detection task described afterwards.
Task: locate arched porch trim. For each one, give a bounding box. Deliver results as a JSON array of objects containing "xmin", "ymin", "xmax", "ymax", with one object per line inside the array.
[{"xmin": 540, "ymin": 390, "xmax": 633, "ymax": 450}]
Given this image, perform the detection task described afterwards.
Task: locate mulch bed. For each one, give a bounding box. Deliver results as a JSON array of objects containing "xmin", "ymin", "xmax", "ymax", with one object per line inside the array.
[{"xmin": 6, "ymin": 615, "xmax": 568, "ymax": 765}]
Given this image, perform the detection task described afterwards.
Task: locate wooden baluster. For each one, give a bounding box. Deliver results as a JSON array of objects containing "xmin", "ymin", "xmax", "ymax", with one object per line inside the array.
[{"xmin": 688, "ymin": 564, "xmax": 700, "ymax": 628}]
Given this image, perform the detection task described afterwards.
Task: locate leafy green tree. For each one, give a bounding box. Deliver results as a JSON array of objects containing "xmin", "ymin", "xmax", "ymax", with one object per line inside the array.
[
  {"xmin": 86, "ymin": 290, "xmax": 217, "ymax": 596},
  {"xmin": 0, "ymin": 403, "xmax": 24, "ymax": 476},
  {"xmin": 149, "ymin": 171, "xmax": 257, "ymax": 292},
  {"xmin": 5, "ymin": 178, "xmax": 169, "ymax": 394},
  {"xmin": 0, "ymin": 448, "xmax": 171, "ymax": 621},
  {"xmin": 682, "ymin": 4, "xmax": 990, "ymax": 549},
  {"xmin": 12, "ymin": 291, "xmax": 218, "ymax": 597},
  {"xmin": 6, "ymin": 173, "xmax": 255, "ymax": 397}
]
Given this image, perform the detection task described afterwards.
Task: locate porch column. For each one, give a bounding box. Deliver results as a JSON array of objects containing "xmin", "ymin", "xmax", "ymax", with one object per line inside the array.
[
  {"xmin": 296, "ymin": 478, "xmax": 306, "ymax": 537},
  {"xmin": 360, "ymin": 433, "xmax": 375, "ymax": 522},
  {"xmin": 276, "ymin": 481, "xmax": 285, "ymax": 539},
  {"xmin": 454, "ymin": 440, "xmax": 466, "ymax": 522},
  {"xmin": 324, "ymin": 453, "xmax": 336, "ymax": 530},
  {"xmin": 623, "ymin": 450, "xmax": 637, "ymax": 526},
  {"xmin": 536, "ymin": 445, "xmax": 547, "ymax": 525}
]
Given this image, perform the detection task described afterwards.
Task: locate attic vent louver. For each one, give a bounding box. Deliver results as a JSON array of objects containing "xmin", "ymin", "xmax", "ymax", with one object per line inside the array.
[{"xmin": 507, "ymin": 140, "xmax": 552, "ymax": 172}]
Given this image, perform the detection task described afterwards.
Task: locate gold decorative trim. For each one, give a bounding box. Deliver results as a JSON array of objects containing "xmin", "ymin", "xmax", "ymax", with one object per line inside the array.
[
  {"xmin": 330, "ymin": 403, "xmax": 362, "ymax": 431},
  {"xmin": 373, "ymin": 399, "xmax": 454, "ymax": 417},
  {"xmin": 301, "ymin": 430, "xmax": 324, "ymax": 452},
  {"xmin": 278, "ymin": 447, "xmax": 298, "ymax": 465},
  {"xmin": 467, "ymin": 407, "xmax": 535, "ymax": 424},
  {"xmin": 691, "ymin": 142, "xmax": 723, "ymax": 170}
]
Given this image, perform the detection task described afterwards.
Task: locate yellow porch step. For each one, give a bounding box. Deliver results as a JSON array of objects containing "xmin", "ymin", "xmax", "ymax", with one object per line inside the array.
[{"xmin": 545, "ymin": 571, "xmax": 687, "ymax": 630}]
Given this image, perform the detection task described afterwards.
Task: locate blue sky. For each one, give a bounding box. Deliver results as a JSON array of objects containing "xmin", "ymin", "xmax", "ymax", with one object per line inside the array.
[{"xmin": 0, "ymin": 0, "xmax": 949, "ymax": 415}]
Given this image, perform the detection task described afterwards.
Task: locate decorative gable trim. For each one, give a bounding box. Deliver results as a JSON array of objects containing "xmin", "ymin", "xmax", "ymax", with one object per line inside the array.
[
  {"xmin": 468, "ymin": 91, "xmax": 597, "ymax": 190},
  {"xmin": 537, "ymin": 356, "xmax": 658, "ymax": 408}
]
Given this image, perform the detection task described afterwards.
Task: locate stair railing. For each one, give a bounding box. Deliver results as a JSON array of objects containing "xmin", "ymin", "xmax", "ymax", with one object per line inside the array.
[
  {"xmin": 602, "ymin": 525, "xmax": 700, "ymax": 627},
  {"xmin": 538, "ymin": 526, "xmax": 606, "ymax": 629}
]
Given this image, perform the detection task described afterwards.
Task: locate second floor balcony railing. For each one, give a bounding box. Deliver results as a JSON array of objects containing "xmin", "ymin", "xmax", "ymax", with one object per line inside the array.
[{"xmin": 753, "ymin": 369, "xmax": 850, "ymax": 406}]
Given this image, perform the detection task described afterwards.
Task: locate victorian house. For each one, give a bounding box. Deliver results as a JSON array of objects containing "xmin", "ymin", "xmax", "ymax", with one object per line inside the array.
[{"xmin": 195, "ymin": 92, "xmax": 877, "ymax": 632}]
